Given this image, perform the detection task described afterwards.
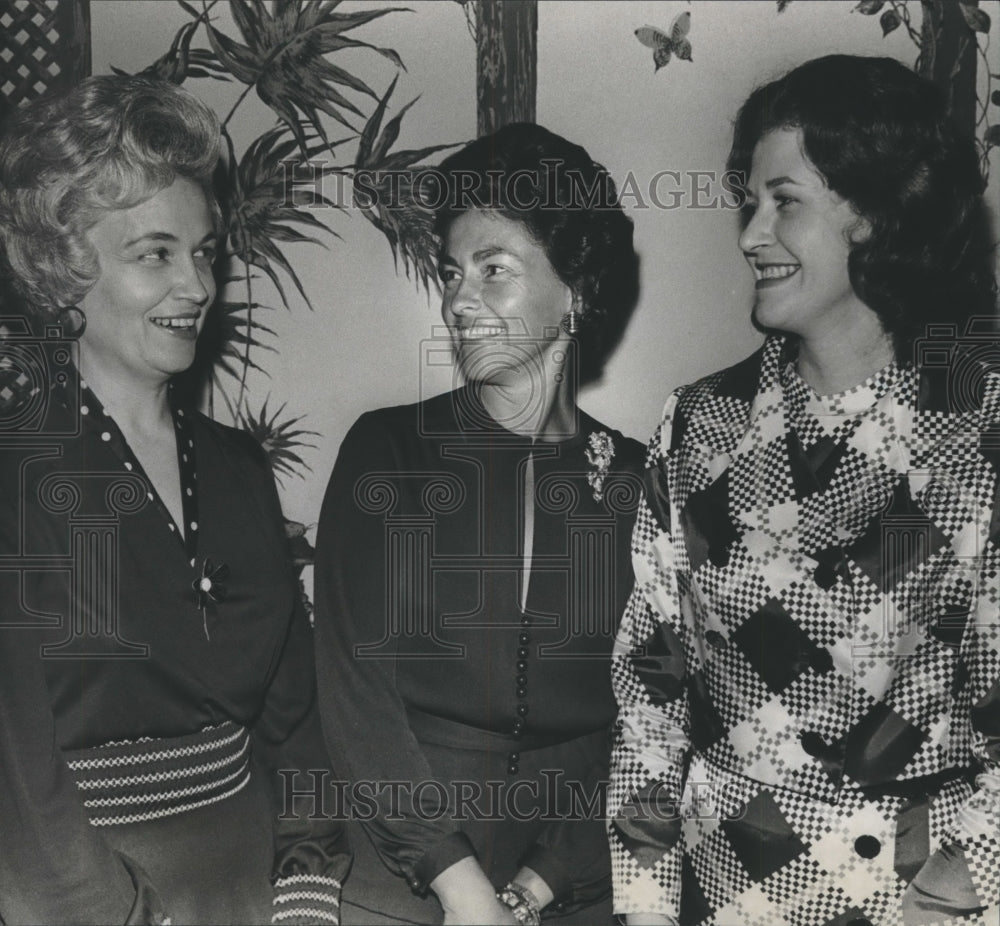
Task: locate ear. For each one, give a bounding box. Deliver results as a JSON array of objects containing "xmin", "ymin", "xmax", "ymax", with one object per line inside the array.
[{"xmin": 848, "ymin": 213, "xmax": 873, "ymax": 246}]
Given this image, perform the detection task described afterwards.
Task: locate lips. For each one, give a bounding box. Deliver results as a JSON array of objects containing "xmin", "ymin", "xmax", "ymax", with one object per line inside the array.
[
  {"xmin": 752, "ymin": 262, "xmax": 800, "ymax": 288},
  {"xmin": 459, "ymin": 323, "xmax": 507, "ymax": 340},
  {"xmin": 151, "ymin": 315, "xmax": 199, "ymax": 334}
]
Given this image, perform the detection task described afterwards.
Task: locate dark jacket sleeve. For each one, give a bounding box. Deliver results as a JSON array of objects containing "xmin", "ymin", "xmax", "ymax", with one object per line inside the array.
[
  {"xmin": 312, "ymin": 412, "xmax": 475, "ymax": 894},
  {"xmin": 519, "ymin": 735, "xmax": 615, "ymax": 909},
  {"xmin": 235, "ymin": 432, "xmax": 352, "ymax": 925},
  {"xmin": 0, "ymin": 460, "xmax": 165, "ymax": 925},
  {"xmin": 252, "ymin": 591, "xmax": 352, "ymax": 925}
]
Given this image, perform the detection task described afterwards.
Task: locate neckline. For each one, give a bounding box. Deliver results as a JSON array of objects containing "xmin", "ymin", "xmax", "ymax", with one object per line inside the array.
[
  {"xmin": 455, "ymin": 383, "xmax": 595, "ymax": 449},
  {"xmin": 780, "ymin": 352, "xmax": 908, "ymax": 419},
  {"xmin": 58, "ymin": 375, "xmax": 201, "ymax": 563}
]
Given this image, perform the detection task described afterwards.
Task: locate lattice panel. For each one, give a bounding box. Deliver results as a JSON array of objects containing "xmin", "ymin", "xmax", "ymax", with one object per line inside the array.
[{"xmin": 0, "ymin": 0, "xmax": 90, "ymax": 110}]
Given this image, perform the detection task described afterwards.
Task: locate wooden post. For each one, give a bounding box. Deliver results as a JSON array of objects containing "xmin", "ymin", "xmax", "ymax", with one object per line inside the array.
[
  {"xmin": 475, "ymin": 0, "xmax": 537, "ymax": 137},
  {"xmin": 919, "ymin": 0, "xmax": 978, "ymax": 138}
]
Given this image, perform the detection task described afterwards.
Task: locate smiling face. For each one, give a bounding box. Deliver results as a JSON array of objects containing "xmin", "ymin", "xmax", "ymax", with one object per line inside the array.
[
  {"xmin": 439, "ymin": 209, "xmax": 573, "ymax": 386},
  {"xmin": 77, "ymin": 176, "xmax": 217, "ymax": 388},
  {"xmin": 739, "ymin": 128, "xmax": 877, "ymax": 345}
]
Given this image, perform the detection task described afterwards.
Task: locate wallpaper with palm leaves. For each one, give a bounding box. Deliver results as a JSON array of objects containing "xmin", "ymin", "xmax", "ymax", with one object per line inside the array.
[{"xmin": 118, "ymin": 0, "xmax": 461, "ymax": 601}]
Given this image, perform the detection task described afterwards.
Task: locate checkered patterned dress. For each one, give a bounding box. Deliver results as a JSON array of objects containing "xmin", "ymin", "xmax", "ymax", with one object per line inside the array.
[{"xmin": 609, "ymin": 337, "xmax": 1000, "ymax": 926}]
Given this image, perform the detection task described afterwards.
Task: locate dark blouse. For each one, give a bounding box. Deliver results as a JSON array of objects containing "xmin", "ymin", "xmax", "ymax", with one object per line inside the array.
[
  {"xmin": 0, "ymin": 377, "xmax": 348, "ymax": 923},
  {"xmin": 314, "ymin": 386, "xmax": 644, "ymax": 905}
]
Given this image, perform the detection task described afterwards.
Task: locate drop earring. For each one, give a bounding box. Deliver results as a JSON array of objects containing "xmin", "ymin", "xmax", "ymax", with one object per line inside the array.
[
  {"xmin": 57, "ymin": 306, "xmax": 87, "ymax": 338},
  {"xmin": 561, "ymin": 305, "xmax": 582, "ymax": 336}
]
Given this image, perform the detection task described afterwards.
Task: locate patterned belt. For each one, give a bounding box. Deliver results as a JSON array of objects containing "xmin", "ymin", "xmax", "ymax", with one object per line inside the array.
[{"xmin": 65, "ymin": 721, "xmax": 251, "ymax": 827}]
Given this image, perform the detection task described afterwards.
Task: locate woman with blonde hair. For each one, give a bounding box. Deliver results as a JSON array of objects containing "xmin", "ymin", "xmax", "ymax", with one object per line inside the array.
[{"xmin": 0, "ymin": 75, "xmax": 349, "ymax": 925}]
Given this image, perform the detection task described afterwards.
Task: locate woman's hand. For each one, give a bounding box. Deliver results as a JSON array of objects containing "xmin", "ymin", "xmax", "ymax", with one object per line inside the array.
[{"xmin": 430, "ymin": 857, "xmax": 517, "ymax": 925}]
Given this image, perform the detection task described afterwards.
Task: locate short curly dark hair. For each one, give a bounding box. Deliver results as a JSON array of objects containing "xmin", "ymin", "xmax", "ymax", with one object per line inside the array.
[
  {"xmin": 0, "ymin": 74, "xmax": 221, "ymax": 320},
  {"xmin": 728, "ymin": 55, "xmax": 996, "ymax": 363},
  {"xmin": 432, "ymin": 123, "xmax": 638, "ymax": 378}
]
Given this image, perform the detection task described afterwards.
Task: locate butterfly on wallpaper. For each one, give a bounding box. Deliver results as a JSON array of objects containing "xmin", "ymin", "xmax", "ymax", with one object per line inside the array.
[{"xmin": 635, "ymin": 11, "xmax": 693, "ymax": 72}]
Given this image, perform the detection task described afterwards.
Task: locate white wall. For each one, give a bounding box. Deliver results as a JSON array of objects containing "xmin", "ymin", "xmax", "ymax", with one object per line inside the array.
[
  {"xmin": 537, "ymin": 0, "xmax": 934, "ymax": 438},
  {"xmin": 89, "ymin": 1, "xmax": 1000, "ymax": 545}
]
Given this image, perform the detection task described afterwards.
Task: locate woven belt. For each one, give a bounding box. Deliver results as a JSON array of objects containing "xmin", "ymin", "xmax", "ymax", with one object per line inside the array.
[{"xmin": 65, "ymin": 721, "xmax": 251, "ymax": 827}]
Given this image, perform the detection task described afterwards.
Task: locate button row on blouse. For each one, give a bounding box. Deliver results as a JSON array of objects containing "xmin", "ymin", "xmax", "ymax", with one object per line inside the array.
[{"xmin": 508, "ymin": 618, "xmax": 532, "ymax": 775}]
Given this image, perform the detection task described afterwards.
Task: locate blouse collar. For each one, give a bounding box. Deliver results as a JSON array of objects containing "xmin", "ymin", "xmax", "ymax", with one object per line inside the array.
[{"xmin": 56, "ymin": 374, "xmax": 201, "ymax": 563}]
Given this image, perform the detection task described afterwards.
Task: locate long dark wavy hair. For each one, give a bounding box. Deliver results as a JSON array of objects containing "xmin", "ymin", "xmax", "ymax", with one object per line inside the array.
[{"xmin": 728, "ymin": 54, "xmax": 996, "ymax": 365}]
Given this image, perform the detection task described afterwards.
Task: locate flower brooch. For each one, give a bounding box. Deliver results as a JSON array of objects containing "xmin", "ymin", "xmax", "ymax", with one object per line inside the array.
[
  {"xmin": 585, "ymin": 431, "xmax": 615, "ymax": 502},
  {"xmin": 192, "ymin": 557, "xmax": 229, "ymax": 640}
]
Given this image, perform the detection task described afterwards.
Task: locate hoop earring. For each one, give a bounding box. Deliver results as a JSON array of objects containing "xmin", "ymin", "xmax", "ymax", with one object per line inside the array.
[
  {"xmin": 561, "ymin": 308, "xmax": 582, "ymax": 336},
  {"xmin": 58, "ymin": 306, "xmax": 87, "ymax": 339}
]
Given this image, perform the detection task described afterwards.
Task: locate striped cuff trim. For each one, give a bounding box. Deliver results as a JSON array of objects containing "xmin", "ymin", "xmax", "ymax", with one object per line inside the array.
[{"xmin": 272, "ymin": 909, "xmax": 339, "ymax": 923}]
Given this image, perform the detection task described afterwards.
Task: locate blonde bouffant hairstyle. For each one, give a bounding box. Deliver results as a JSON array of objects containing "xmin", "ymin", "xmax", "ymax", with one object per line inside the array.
[{"xmin": 0, "ymin": 74, "xmax": 222, "ymax": 319}]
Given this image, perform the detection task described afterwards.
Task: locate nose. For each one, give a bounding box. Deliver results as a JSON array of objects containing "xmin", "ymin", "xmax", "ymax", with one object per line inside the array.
[
  {"xmin": 738, "ymin": 202, "xmax": 774, "ymax": 254},
  {"xmin": 174, "ymin": 255, "xmax": 214, "ymax": 306},
  {"xmin": 444, "ymin": 273, "xmax": 480, "ymax": 318}
]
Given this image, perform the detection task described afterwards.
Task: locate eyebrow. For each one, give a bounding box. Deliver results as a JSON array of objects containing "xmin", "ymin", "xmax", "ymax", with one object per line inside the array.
[
  {"xmin": 764, "ymin": 176, "xmax": 801, "ymax": 189},
  {"xmin": 121, "ymin": 230, "xmax": 217, "ymax": 249},
  {"xmin": 439, "ymin": 245, "xmax": 521, "ymax": 267}
]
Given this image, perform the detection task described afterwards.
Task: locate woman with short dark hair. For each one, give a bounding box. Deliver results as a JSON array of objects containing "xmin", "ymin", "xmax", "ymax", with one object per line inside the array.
[
  {"xmin": 315, "ymin": 123, "xmax": 643, "ymax": 925},
  {"xmin": 610, "ymin": 55, "xmax": 998, "ymax": 926},
  {"xmin": 0, "ymin": 74, "xmax": 349, "ymax": 925}
]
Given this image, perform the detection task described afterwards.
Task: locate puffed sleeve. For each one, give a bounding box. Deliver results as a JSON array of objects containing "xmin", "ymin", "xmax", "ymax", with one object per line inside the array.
[
  {"xmin": 244, "ymin": 441, "xmax": 352, "ymax": 926},
  {"xmin": 313, "ymin": 412, "xmax": 475, "ymax": 896},
  {"xmin": 0, "ymin": 464, "xmax": 165, "ymax": 925},
  {"xmin": 607, "ymin": 390, "xmax": 692, "ymax": 921},
  {"xmin": 901, "ymin": 402, "xmax": 1000, "ymax": 923}
]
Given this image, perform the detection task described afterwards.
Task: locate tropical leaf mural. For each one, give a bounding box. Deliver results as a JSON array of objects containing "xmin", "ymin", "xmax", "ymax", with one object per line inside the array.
[
  {"xmin": 118, "ymin": 0, "xmax": 456, "ymax": 479},
  {"xmin": 205, "ymin": 0, "xmax": 409, "ymax": 154},
  {"xmin": 353, "ymin": 75, "xmax": 463, "ymax": 292},
  {"xmin": 113, "ymin": 0, "xmax": 461, "ymax": 606},
  {"xmin": 237, "ymin": 396, "xmax": 320, "ymax": 484}
]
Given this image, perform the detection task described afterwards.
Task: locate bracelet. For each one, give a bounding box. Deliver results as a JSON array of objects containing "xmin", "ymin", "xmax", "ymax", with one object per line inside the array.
[{"xmin": 497, "ymin": 881, "xmax": 542, "ymax": 926}]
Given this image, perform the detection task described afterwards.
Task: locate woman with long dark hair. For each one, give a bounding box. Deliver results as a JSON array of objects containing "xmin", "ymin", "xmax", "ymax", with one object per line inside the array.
[{"xmin": 610, "ymin": 55, "xmax": 998, "ymax": 926}]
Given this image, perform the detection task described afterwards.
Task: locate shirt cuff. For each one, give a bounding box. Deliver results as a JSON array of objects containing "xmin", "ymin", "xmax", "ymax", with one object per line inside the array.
[
  {"xmin": 409, "ymin": 832, "xmax": 477, "ymax": 896},
  {"xmin": 272, "ymin": 873, "xmax": 343, "ymax": 925}
]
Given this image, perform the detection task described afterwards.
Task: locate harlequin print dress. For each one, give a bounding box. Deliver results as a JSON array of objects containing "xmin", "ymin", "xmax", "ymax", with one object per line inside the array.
[{"xmin": 609, "ymin": 337, "xmax": 1000, "ymax": 926}]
